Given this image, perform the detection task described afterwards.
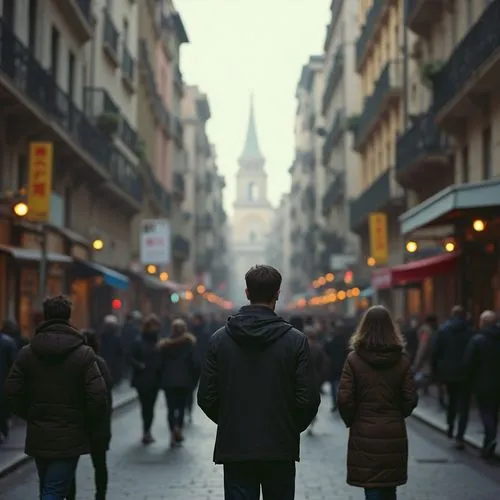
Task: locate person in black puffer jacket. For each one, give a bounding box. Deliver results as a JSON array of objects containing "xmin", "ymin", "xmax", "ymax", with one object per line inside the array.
[{"xmin": 4, "ymin": 296, "xmax": 108, "ymax": 499}]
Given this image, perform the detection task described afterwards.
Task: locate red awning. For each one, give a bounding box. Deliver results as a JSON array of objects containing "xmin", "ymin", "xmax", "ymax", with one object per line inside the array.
[{"xmin": 372, "ymin": 252, "xmax": 459, "ymax": 290}]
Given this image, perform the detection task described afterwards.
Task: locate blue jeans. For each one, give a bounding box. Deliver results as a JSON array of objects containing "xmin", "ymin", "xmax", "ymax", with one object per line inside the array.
[
  {"xmin": 364, "ymin": 487, "xmax": 397, "ymax": 500},
  {"xmin": 35, "ymin": 457, "xmax": 79, "ymax": 500}
]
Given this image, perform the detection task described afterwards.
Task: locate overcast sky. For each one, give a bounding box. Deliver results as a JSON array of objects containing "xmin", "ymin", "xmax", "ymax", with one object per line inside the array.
[{"xmin": 178, "ymin": 0, "xmax": 330, "ymax": 212}]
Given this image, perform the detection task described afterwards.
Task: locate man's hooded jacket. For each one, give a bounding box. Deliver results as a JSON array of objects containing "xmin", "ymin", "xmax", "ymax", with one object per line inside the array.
[{"xmin": 197, "ymin": 305, "xmax": 320, "ymax": 463}]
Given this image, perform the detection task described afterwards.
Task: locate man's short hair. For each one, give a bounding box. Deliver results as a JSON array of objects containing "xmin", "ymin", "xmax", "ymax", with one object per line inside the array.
[
  {"xmin": 245, "ymin": 265, "xmax": 282, "ymax": 304},
  {"xmin": 43, "ymin": 295, "xmax": 72, "ymax": 321},
  {"xmin": 451, "ymin": 305, "xmax": 465, "ymax": 320}
]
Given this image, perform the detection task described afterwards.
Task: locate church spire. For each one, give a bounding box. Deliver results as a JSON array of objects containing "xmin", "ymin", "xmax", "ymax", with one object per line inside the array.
[{"xmin": 240, "ymin": 94, "xmax": 264, "ymax": 162}]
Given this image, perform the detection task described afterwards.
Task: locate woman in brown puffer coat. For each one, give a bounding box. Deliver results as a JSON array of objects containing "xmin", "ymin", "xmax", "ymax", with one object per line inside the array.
[{"xmin": 337, "ymin": 306, "xmax": 418, "ymax": 500}]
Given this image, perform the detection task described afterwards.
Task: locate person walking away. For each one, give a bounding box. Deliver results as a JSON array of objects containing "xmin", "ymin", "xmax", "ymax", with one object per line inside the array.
[
  {"xmin": 198, "ymin": 265, "xmax": 320, "ymax": 500},
  {"xmin": 324, "ymin": 320, "xmax": 349, "ymax": 412},
  {"xmin": 157, "ymin": 319, "xmax": 199, "ymax": 447},
  {"xmin": 121, "ymin": 311, "xmax": 142, "ymax": 380},
  {"xmin": 412, "ymin": 314, "xmax": 438, "ymax": 397},
  {"xmin": 1, "ymin": 318, "xmax": 28, "ymax": 352},
  {"xmin": 402, "ymin": 317, "xmax": 419, "ymax": 365},
  {"xmin": 432, "ymin": 305, "xmax": 475, "ymax": 449},
  {"xmin": 289, "ymin": 315, "xmax": 304, "ymax": 332},
  {"xmin": 304, "ymin": 326, "xmax": 329, "ymax": 435},
  {"xmin": 67, "ymin": 329, "xmax": 112, "ymax": 500},
  {"xmin": 4, "ymin": 296, "xmax": 108, "ymax": 500},
  {"xmin": 99, "ymin": 315, "xmax": 123, "ymax": 388},
  {"xmin": 463, "ymin": 310, "xmax": 500, "ymax": 460},
  {"xmin": 129, "ymin": 314, "xmax": 162, "ymax": 444},
  {"xmin": 337, "ymin": 306, "xmax": 418, "ymax": 500},
  {"xmin": 0, "ymin": 327, "xmax": 16, "ymax": 442}
]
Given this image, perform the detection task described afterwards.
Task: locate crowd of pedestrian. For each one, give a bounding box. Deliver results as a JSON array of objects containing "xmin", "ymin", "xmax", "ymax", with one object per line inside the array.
[{"xmin": 0, "ymin": 263, "xmax": 499, "ymax": 500}]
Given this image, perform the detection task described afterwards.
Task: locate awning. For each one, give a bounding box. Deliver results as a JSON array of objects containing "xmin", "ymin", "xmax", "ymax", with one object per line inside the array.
[
  {"xmin": 372, "ymin": 252, "xmax": 459, "ymax": 290},
  {"xmin": 73, "ymin": 258, "xmax": 130, "ymax": 290},
  {"xmin": 0, "ymin": 244, "xmax": 72, "ymax": 264},
  {"xmin": 400, "ymin": 178, "xmax": 500, "ymax": 234},
  {"xmin": 142, "ymin": 275, "xmax": 190, "ymax": 292},
  {"xmin": 360, "ymin": 286, "xmax": 374, "ymax": 298}
]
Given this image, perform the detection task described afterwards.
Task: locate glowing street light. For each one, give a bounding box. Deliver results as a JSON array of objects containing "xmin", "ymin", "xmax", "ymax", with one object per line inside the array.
[
  {"xmin": 406, "ymin": 241, "xmax": 418, "ymax": 253},
  {"xmin": 92, "ymin": 238, "xmax": 104, "ymax": 251},
  {"xmin": 472, "ymin": 219, "xmax": 485, "ymax": 232},
  {"xmin": 13, "ymin": 201, "xmax": 28, "ymax": 217},
  {"xmin": 367, "ymin": 256, "xmax": 376, "ymax": 267},
  {"xmin": 444, "ymin": 241, "xmax": 455, "ymax": 253},
  {"xmin": 160, "ymin": 272, "xmax": 169, "ymax": 281},
  {"xmin": 146, "ymin": 264, "xmax": 157, "ymax": 274}
]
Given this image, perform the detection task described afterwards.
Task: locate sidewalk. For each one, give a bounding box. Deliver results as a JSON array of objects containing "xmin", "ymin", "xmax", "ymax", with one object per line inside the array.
[
  {"xmin": 0, "ymin": 383, "xmax": 137, "ymax": 478},
  {"xmin": 412, "ymin": 389, "xmax": 499, "ymax": 456}
]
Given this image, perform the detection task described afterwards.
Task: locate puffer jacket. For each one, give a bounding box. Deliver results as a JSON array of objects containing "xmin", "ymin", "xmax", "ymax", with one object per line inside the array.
[
  {"xmin": 4, "ymin": 320, "xmax": 108, "ymax": 458},
  {"xmin": 337, "ymin": 346, "xmax": 418, "ymax": 488},
  {"xmin": 159, "ymin": 333, "xmax": 200, "ymax": 389}
]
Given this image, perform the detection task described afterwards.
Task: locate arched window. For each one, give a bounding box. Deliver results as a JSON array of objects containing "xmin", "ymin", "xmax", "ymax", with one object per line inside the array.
[{"xmin": 247, "ymin": 182, "xmax": 259, "ymax": 201}]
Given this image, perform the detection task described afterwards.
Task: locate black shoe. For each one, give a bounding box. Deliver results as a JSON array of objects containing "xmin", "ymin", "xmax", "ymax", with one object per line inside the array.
[{"xmin": 447, "ymin": 427, "xmax": 453, "ymax": 439}]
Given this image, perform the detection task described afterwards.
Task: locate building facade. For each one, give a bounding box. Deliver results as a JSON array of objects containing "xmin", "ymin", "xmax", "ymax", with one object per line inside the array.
[
  {"xmin": 231, "ymin": 97, "xmax": 273, "ymax": 306},
  {"xmin": 288, "ymin": 56, "xmax": 324, "ymax": 295}
]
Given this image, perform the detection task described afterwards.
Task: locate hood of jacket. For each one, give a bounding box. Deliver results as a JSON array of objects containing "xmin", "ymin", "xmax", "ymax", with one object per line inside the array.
[
  {"xmin": 226, "ymin": 305, "xmax": 292, "ymax": 350},
  {"xmin": 31, "ymin": 320, "xmax": 85, "ymax": 362},
  {"xmin": 481, "ymin": 325, "xmax": 500, "ymax": 341},
  {"xmin": 443, "ymin": 318, "xmax": 470, "ymax": 334},
  {"xmin": 356, "ymin": 345, "xmax": 403, "ymax": 368}
]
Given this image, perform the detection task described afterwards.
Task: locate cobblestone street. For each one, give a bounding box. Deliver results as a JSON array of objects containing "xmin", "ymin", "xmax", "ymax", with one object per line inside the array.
[{"xmin": 1, "ymin": 398, "xmax": 500, "ymax": 499}]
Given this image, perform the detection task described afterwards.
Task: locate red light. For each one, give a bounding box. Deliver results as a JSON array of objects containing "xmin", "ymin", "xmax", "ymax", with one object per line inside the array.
[
  {"xmin": 111, "ymin": 299, "xmax": 122, "ymax": 310},
  {"xmin": 344, "ymin": 271, "xmax": 353, "ymax": 284}
]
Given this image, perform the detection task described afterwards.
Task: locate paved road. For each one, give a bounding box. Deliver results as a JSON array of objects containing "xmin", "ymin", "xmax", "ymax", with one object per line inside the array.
[{"xmin": 1, "ymin": 398, "xmax": 500, "ymax": 499}]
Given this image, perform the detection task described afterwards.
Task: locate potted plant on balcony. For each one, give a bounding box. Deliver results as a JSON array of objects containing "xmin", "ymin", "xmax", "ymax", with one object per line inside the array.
[
  {"xmin": 96, "ymin": 112, "xmax": 119, "ymax": 137},
  {"xmin": 420, "ymin": 60, "xmax": 445, "ymax": 88}
]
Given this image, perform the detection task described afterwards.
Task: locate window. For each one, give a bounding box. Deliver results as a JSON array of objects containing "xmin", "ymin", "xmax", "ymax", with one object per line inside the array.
[
  {"xmin": 68, "ymin": 51, "xmax": 75, "ymax": 101},
  {"xmin": 28, "ymin": 0, "xmax": 37, "ymax": 50},
  {"xmin": 105, "ymin": 0, "xmax": 113, "ymax": 10},
  {"xmin": 123, "ymin": 19, "xmax": 129, "ymax": 44},
  {"xmin": 17, "ymin": 154, "xmax": 28, "ymax": 189},
  {"xmin": 3, "ymin": 0, "xmax": 15, "ymax": 28},
  {"xmin": 482, "ymin": 127, "xmax": 492, "ymax": 180},
  {"xmin": 461, "ymin": 146, "xmax": 469, "ymax": 183},
  {"xmin": 248, "ymin": 182, "xmax": 258, "ymax": 201},
  {"xmin": 50, "ymin": 26, "xmax": 60, "ymax": 81},
  {"xmin": 64, "ymin": 187, "xmax": 72, "ymax": 227}
]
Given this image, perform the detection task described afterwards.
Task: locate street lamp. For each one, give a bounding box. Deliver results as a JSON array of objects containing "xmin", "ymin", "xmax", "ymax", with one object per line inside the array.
[
  {"xmin": 444, "ymin": 241, "xmax": 455, "ymax": 253},
  {"xmin": 159, "ymin": 272, "xmax": 169, "ymax": 281},
  {"xmin": 367, "ymin": 256, "xmax": 376, "ymax": 267},
  {"xmin": 146, "ymin": 264, "xmax": 157, "ymax": 274},
  {"xmin": 13, "ymin": 201, "xmax": 28, "ymax": 217},
  {"xmin": 406, "ymin": 241, "xmax": 418, "ymax": 253},
  {"xmin": 92, "ymin": 238, "xmax": 104, "ymax": 251},
  {"xmin": 472, "ymin": 219, "xmax": 485, "ymax": 232}
]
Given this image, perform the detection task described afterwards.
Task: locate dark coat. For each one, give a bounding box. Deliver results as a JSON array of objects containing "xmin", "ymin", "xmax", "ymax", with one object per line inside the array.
[
  {"xmin": 129, "ymin": 334, "xmax": 162, "ymax": 392},
  {"xmin": 197, "ymin": 305, "xmax": 320, "ymax": 464},
  {"xmin": 308, "ymin": 341, "xmax": 329, "ymax": 389},
  {"xmin": 324, "ymin": 332, "xmax": 349, "ymax": 379},
  {"xmin": 99, "ymin": 324, "xmax": 123, "ymax": 386},
  {"xmin": 432, "ymin": 318, "xmax": 475, "ymax": 382},
  {"xmin": 337, "ymin": 347, "xmax": 418, "ymax": 488},
  {"xmin": 159, "ymin": 333, "xmax": 199, "ymax": 390},
  {"xmin": 463, "ymin": 325, "xmax": 500, "ymax": 399},
  {"xmin": 91, "ymin": 355, "xmax": 113, "ymax": 450},
  {"xmin": 4, "ymin": 320, "xmax": 108, "ymax": 458}
]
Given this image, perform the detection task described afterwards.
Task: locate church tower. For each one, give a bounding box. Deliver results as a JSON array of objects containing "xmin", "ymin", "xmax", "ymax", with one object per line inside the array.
[{"xmin": 230, "ymin": 96, "xmax": 274, "ymax": 305}]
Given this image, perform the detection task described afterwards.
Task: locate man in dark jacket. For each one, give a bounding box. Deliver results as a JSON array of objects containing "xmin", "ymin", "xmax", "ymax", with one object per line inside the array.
[
  {"xmin": 432, "ymin": 305, "xmax": 475, "ymax": 449},
  {"xmin": 0, "ymin": 329, "xmax": 16, "ymax": 441},
  {"xmin": 463, "ymin": 310, "xmax": 500, "ymax": 459},
  {"xmin": 324, "ymin": 321, "xmax": 349, "ymax": 412},
  {"xmin": 198, "ymin": 265, "xmax": 320, "ymax": 500},
  {"xmin": 4, "ymin": 296, "xmax": 108, "ymax": 500}
]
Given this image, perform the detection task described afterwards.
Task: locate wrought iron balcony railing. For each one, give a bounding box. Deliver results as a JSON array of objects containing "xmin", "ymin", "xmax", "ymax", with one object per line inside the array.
[
  {"xmin": 172, "ymin": 235, "xmax": 190, "ymax": 260},
  {"xmin": 322, "ymin": 171, "xmax": 345, "ymax": 216},
  {"xmin": 103, "ymin": 9, "xmax": 119, "ymax": 61},
  {"xmin": 356, "ymin": 0, "xmax": 389, "ymax": 69},
  {"xmin": 121, "ymin": 44, "xmax": 135, "ymax": 84},
  {"xmin": 323, "ymin": 0, "xmax": 343, "ymax": 51},
  {"xmin": 432, "ymin": 1, "xmax": 500, "ymax": 116},
  {"xmin": 322, "ymin": 48, "xmax": 344, "ymax": 115},
  {"xmin": 173, "ymin": 172, "xmax": 185, "ymax": 198},
  {"xmin": 76, "ymin": 0, "xmax": 92, "ymax": 22},
  {"xmin": 143, "ymin": 161, "xmax": 171, "ymax": 214},
  {"xmin": 323, "ymin": 108, "xmax": 346, "ymax": 165},
  {"xmin": 354, "ymin": 60, "xmax": 402, "ymax": 150}
]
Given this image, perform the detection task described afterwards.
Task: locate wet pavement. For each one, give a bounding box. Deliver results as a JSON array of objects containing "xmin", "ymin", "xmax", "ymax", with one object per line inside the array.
[{"xmin": 1, "ymin": 395, "xmax": 500, "ymax": 499}]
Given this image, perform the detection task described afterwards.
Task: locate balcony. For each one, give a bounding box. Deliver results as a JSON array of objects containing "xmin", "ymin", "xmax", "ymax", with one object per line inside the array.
[
  {"xmin": 108, "ymin": 149, "xmax": 143, "ymax": 204},
  {"xmin": 349, "ymin": 169, "xmax": 403, "ymax": 231},
  {"xmin": 0, "ymin": 21, "xmax": 142, "ymax": 209},
  {"xmin": 407, "ymin": 0, "xmax": 446, "ymax": 36},
  {"xmin": 322, "ymin": 172, "xmax": 345, "ymax": 216},
  {"xmin": 354, "ymin": 60, "xmax": 402, "ymax": 151},
  {"xmin": 102, "ymin": 9, "xmax": 119, "ymax": 66},
  {"xmin": 323, "ymin": 0, "xmax": 343, "ymax": 51},
  {"xmin": 172, "ymin": 235, "xmax": 190, "ymax": 261},
  {"xmin": 432, "ymin": 1, "xmax": 500, "ymax": 133},
  {"xmin": 121, "ymin": 44, "xmax": 135, "ymax": 92},
  {"xmin": 356, "ymin": 0, "xmax": 390, "ymax": 71},
  {"xmin": 173, "ymin": 172, "xmax": 185, "ymax": 201},
  {"xmin": 174, "ymin": 67, "xmax": 183, "ymax": 92},
  {"xmin": 53, "ymin": 0, "xmax": 93, "ymax": 42},
  {"xmin": 198, "ymin": 213, "xmax": 214, "ymax": 231},
  {"xmin": 322, "ymin": 48, "xmax": 344, "ymax": 115},
  {"xmin": 323, "ymin": 109, "xmax": 346, "ymax": 165},
  {"xmin": 172, "ymin": 116, "xmax": 183, "ymax": 145},
  {"xmin": 301, "ymin": 184, "xmax": 315, "ymax": 212},
  {"xmin": 143, "ymin": 161, "xmax": 171, "ymax": 214},
  {"xmin": 396, "ymin": 112, "xmax": 451, "ymax": 189},
  {"xmin": 119, "ymin": 117, "xmax": 139, "ymax": 155},
  {"xmin": 297, "ymin": 151, "xmax": 315, "ymax": 171}
]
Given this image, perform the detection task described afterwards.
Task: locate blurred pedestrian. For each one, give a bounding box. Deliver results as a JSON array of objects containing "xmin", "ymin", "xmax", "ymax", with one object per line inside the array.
[
  {"xmin": 432, "ymin": 305, "xmax": 475, "ymax": 449},
  {"xmin": 158, "ymin": 319, "xmax": 199, "ymax": 447},
  {"xmin": 99, "ymin": 315, "xmax": 123, "ymax": 388},
  {"xmin": 67, "ymin": 329, "xmax": 112, "ymax": 500},
  {"xmin": 337, "ymin": 305, "xmax": 418, "ymax": 500},
  {"xmin": 412, "ymin": 314, "xmax": 438, "ymax": 396},
  {"xmin": 464, "ymin": 310, "xmax": 500, "ymax": 459},
  {"xmin": 0, "ymin": 325, "xmax": 16, "ymax": 442},
  {"xmin": 1, "ymin": 318, "xmax": 28, "ymax": 352},
  {"xmin": 289, "ymin": 315, "xmax": 304, "ymax": 332},
  {"xmin": 121, "ymin": 311, "xmax": 142, "ymax": 380},
  {"xmin": 324, "ymin": 320, "xmax": 349, "ymax": 412},
  {"xmin": 198, "ymin": 265, "xmax": 319, "ymax": 500},
  {"xmin": 129, "ymin": 314, "xmax": 162, "ymax": 444},
  {"xmin": 402, "ymin": 317, "xmax": 419, "ymax": 365},
  {"xmin": 4, "ymin": 296, "xmax": 108, "ymax": 500}
]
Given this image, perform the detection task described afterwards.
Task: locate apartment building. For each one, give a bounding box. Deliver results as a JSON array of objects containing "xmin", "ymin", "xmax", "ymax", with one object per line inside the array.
[
  {"xmin": 351, "ymin": 0, "xmax": 406, "ymax": 313},
  {"xmin": 182, "ymin": 86, "xmax": 228, "ymax": 291},
  {"xmin": 322, "ymin": 0, "xmax": 361, "ymax": 280},
  {"xmin": 393, "ymin": 0, "xmax": 500, "ymax": 319},
  {"xmin": 288, "ymin": 56, "xmax": 324, "ymax": 295}
]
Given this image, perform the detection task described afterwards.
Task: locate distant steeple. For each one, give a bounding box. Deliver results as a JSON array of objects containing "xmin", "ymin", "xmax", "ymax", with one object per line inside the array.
[{"xmin": 239, "ymin": 94, "xmax": 264, "ymax": 163}]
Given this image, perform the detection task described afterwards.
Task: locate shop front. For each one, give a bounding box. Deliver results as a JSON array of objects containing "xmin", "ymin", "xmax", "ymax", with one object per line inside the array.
[{"xmin": 399, "ymin": 179, "xmax": 500, "ymax": 321}]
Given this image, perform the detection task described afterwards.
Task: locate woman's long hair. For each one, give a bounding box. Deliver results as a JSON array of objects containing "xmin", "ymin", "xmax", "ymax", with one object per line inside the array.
[{"xmin": 350, "ymin": 305, "xmax": 405, "ymax": 351}]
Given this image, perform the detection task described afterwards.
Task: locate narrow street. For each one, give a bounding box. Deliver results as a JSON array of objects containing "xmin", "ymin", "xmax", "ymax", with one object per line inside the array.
[{"xmin": 1, "ymin": 398, "xmax": 500, "ymax": 500}]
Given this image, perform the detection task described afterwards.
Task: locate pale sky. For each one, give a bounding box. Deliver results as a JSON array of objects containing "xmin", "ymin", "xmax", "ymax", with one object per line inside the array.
[{"xmin": 178, "ymin": 0, "xmax": 330, "ymax": 212}]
